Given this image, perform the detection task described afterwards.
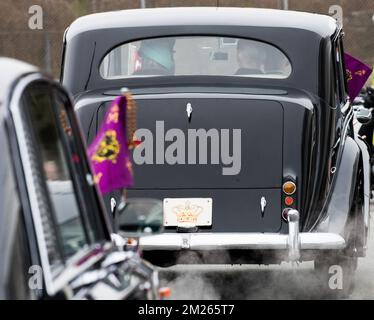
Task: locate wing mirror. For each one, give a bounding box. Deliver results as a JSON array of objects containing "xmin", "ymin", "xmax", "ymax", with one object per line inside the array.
[
  {"xmin": 115, "ymin": 198, "xmax": 164, "ymax": 237},
  {"xmin": 355, "ymin": 106, "xmax": 372, "ymax": 124}
]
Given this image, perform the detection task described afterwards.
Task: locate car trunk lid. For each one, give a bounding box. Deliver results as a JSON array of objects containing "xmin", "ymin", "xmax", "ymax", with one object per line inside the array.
[{"xmin": 124, "ymin": 96, "xmax": 284, "ymax": 232}]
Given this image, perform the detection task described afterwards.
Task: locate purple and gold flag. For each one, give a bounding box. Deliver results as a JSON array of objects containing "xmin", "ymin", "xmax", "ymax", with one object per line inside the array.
[
  {"xmin": 344, "ymin": 53, "xmax": 372, "ymax": 101},
  {"xmin": 88, "ymin": 93, "xmax": 135, "ymax": 194}
]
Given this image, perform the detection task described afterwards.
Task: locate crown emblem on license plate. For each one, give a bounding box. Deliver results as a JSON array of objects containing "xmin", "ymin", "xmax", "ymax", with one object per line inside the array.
[{"xmin": 173, "ymin": 200, "xmax": 202, "ymax": 224}]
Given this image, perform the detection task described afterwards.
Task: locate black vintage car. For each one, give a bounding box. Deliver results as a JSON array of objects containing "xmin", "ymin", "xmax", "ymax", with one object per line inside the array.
[
  {"xmin": 0, "ymin": 57, "xmax": 162, "ymax": 300},
  {"xmin": 61, "ymin": 7, "xmax": 371, "ymax": 296}
]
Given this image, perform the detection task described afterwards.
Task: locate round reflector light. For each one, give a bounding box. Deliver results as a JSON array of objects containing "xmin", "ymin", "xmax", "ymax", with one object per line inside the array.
[{"xmin": 282, "ymin": 208, "xmax": 291, "ymax": 221}]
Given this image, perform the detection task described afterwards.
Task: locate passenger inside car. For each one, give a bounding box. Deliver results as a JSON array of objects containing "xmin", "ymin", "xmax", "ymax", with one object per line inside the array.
[
  {"xmin": 235, "ymin": 39, "xmax": 264, "ymax": 75},
  {"xmin": 133, "ymin": 38, "xmax": 175, "ymax": 76}
]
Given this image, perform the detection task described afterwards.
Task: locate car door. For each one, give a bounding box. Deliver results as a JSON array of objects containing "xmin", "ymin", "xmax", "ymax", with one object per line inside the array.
[
  {"xmin": 1, "ymin": 58, "xmax": 115, "ymax": 298},
  {"xmin": 0, "ymin": 127, "xmax": 34, "ymax": 300}
]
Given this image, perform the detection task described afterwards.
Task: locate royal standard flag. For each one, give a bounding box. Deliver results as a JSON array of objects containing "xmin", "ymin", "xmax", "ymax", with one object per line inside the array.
[
  {"xmin": 87, "ymin": 92, "xmax": 136, "ymax": 194},
  {"xmin": 344, "ymin": 53, "xmax": 372, "ymax": 101}
]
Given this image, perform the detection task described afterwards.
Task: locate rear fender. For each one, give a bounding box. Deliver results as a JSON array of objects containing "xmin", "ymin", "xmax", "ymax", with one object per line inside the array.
[
  {"xmin": 316, "ymin": 137, "xmax": 360, "ymax": 240},
  {"xmin": 355, "ymin": 136, "xmax": 371, "ymax": 255},
  {"xmin": 355, "ymin": 136, "xmax": 371, "ymax": 232}
]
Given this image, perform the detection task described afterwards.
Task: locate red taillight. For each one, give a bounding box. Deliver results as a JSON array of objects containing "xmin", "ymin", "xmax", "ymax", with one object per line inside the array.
[{"xmin": 285, "ymin": 196, "xmax": 294, "ymax": 206}]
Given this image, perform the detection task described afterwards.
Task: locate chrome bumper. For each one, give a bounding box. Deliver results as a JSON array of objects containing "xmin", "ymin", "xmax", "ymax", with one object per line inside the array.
[{"xmin": 139, "ymin": 210, "xmax": 346, "ymax": 262}]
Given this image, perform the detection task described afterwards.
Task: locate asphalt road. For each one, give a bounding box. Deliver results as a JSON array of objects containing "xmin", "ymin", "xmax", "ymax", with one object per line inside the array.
[{"xmin": 158, "ymin": 205, "xmax": 374, "ymax": 300}]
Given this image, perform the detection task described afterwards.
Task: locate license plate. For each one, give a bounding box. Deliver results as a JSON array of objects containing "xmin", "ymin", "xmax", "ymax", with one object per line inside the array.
[{"xmin": 163, "ymin": 198, "xmax": 212, "ymax": 227}]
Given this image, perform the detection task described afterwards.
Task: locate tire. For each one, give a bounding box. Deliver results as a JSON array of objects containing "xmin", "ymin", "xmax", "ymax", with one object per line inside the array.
[{"xmin": 314, "ymin": 254, "xmax": 357, "ymax": 299}]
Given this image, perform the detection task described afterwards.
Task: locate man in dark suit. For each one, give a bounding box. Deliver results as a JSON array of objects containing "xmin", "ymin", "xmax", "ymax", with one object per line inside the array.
[{"xmin": 235, "ymin": 39, "xmax": 264, "ymax": 75}]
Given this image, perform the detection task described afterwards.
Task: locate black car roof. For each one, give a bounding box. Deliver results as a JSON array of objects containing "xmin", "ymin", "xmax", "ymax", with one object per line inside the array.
[
  {"xmin": 66, "ymin": 7, "xmax": 337, "ymax": 42},
  {"xmin": 0, "ymin": 58, "xmax": 37, "ymax": 112},
  {"xmin": 62, "ymin": 7, "xmax": 338, "ymax": 97}
]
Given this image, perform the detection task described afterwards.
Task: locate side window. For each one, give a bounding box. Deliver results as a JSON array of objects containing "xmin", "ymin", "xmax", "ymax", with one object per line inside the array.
[
  {"xmin": 330, "ymin": 53, "xmax": 339, "ymax": 108},
  {"xmin": 338, "ymin": 39, "xmax": 349, "ymax": 101},
  {"xmin": 334, "ymin": 37, "xmax": 348, "ymax": 105}
]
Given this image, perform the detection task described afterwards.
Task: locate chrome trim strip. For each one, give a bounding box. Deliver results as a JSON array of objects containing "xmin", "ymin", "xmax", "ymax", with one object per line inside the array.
[
  {"xmin": 341, "ymin": 99, "xmax": 351, "ymax": 115},
  {"xmin": 74, "ymin": 93, "xmax": 315, "ymax": 112},
  {"xmin": 140, "ymin": 232, "xmax": 345, "ymax": 252},
  {"xmin": 10, "ymin": 74, "xmax": 56, "ymax": 293}
]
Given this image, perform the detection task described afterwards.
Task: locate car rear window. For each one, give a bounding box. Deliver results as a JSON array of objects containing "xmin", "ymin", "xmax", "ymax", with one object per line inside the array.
[{"xmin": 100, "ymin": 36, "xmax": 291, "ymax": 79}]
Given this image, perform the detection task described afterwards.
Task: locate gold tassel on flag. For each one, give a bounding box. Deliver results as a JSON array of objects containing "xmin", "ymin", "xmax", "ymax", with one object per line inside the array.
[{"xmin": 121, "ymin": 87, "xmax": 140, "ymax": 149}]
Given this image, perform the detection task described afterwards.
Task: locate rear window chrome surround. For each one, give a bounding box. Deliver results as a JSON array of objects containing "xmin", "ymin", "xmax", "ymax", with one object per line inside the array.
[{"xmin": 99, "ymin": 35, "xmax": 292, "ymax": 81}]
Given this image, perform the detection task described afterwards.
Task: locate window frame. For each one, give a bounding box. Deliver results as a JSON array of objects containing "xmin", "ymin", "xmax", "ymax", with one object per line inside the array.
[
  {"xmin": 9, "ymin": 74, "xmax": 112, "ymax": 296},
  {"xmin": 332, "ymin": 33, "xmax": 348, "ymax": 106}
]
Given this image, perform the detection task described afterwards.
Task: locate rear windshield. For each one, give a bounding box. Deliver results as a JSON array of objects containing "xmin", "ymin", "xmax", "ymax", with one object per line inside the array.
[{"xmin": 100, "ymin": 36, "xmax": 291, "ymax": 79}]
